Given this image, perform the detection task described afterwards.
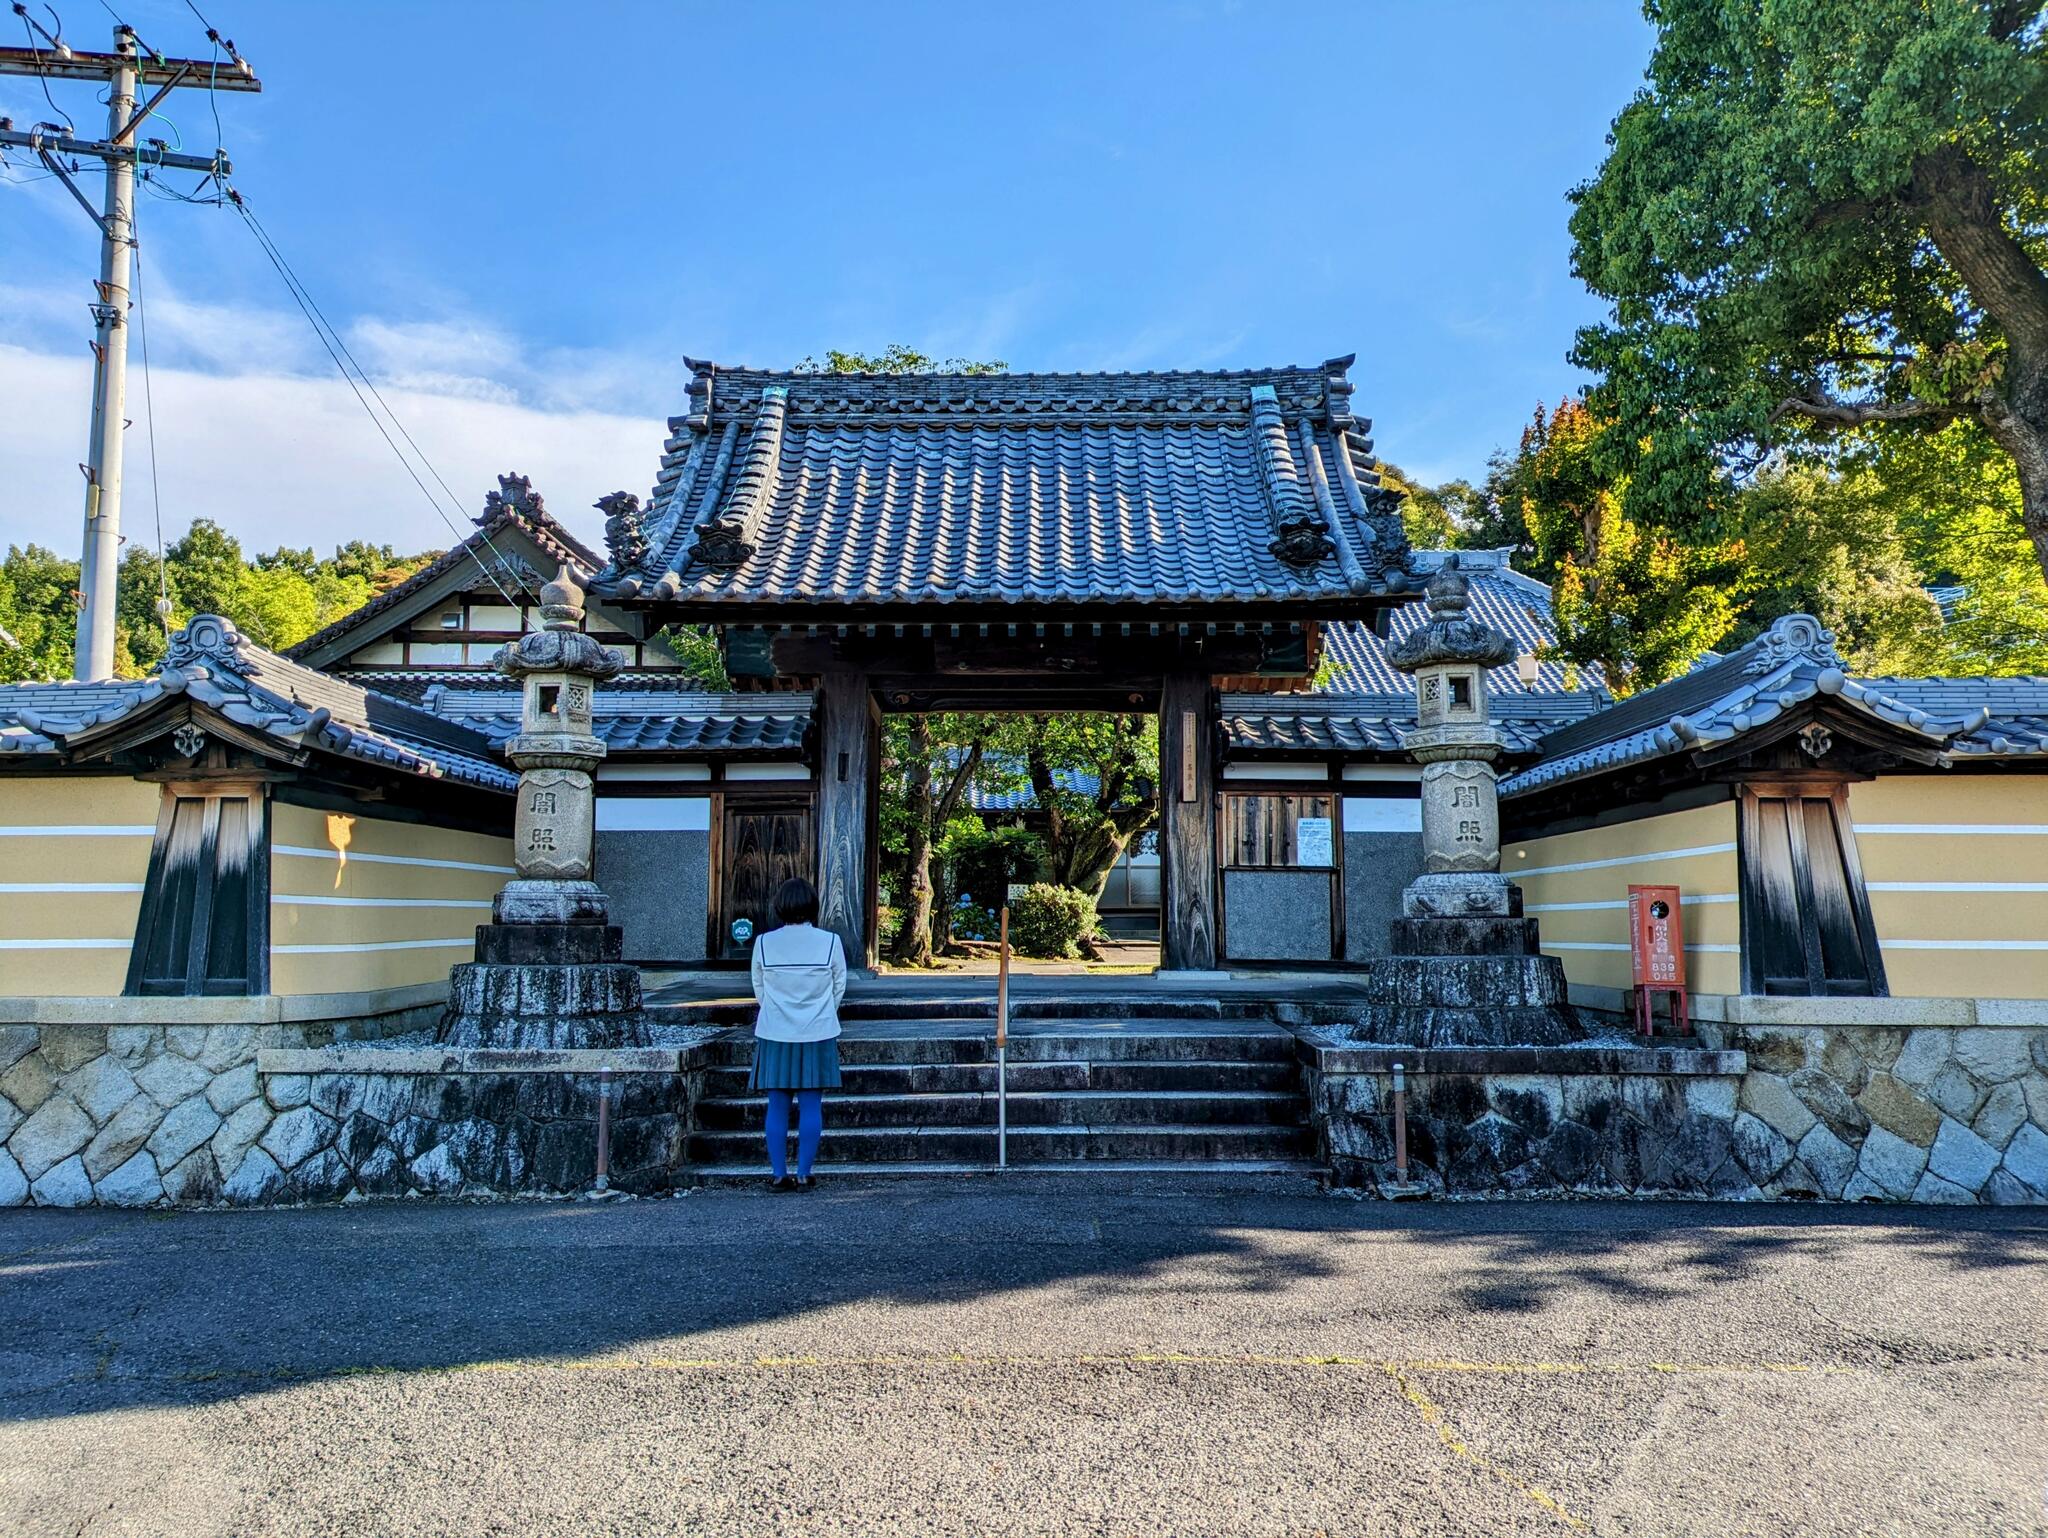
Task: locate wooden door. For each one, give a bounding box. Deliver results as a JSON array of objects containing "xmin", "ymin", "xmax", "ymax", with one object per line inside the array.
[
  {"xmin": 1740, "ymin": 784, "xmax": 1886, "ymax": 997},
  {"xmin": 719, "ymin": 806, "xmax": 815, "ymax": 961}
]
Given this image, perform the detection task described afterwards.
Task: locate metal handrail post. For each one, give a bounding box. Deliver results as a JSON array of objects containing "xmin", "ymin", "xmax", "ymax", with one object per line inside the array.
[{"xmin": 996, "ymin": 905, "xmax": 1010, "ymax": 1169}]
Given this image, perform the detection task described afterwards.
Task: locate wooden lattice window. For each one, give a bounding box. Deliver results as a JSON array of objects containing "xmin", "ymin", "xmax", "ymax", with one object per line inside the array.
[
  {"xmin": 1739, "ymin": 783, "xmax": 1886, "ymax": 998},
  {"xmin": 1222, "ymin": 792, "xmax": 1335, "ymax": 868},
  {"xmin": 126, "ymin": 789, "xmax": 270, "ymax": 997}
]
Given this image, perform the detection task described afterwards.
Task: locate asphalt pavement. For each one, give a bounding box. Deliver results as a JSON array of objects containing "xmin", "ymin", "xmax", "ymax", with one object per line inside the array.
[{"xmin": 3, "ymin": 1176, "xmax": 2046, "ymax": 1537}]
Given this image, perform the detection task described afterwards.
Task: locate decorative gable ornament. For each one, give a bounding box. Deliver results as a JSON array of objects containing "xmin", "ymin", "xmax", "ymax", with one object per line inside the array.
[
  {"xmin": 1743, "ymin": 613, "xmax": 1843, "ymax": 675},
  {"xmin": 688, "ymin": 517, "xmax": 757, "ymax": 571},
  {"xmin": 480, "ymin": 472, "xmax": 545, "ymax": 523},
  {"xmin": 161, "ymin": 614, "xmax": 248, "ymax": 679},
  {"xmin": 597, "ymin": 491, "xmax": 649, "ymax": 573},
  {"xmin": 171, "ymin": 723, "xmax": 206, "ymax": 759}
]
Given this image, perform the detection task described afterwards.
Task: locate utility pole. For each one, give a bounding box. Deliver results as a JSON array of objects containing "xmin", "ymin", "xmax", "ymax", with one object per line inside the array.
[{"xmin": 0, "ymin": 15, "xmax": 260, "ymax": 679}]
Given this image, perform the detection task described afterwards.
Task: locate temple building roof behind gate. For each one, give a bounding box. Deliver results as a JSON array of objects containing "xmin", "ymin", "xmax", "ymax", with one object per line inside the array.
[{"xmin": 592, "ymin": 358, "xmax": 1415, "ymax": 615}]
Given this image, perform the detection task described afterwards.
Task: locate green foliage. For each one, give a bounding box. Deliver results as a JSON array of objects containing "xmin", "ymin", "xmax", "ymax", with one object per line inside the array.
[
  {"xmin": 1849, "ymin": 421, "xmax": 2048, "ymax": 671},
  {"xmin": 794, "ymin": 344, "xmax": 1008, "ymax": 376},
  {"xmin": 1373, "ymin": 463, "xmax": 1479, "ymax": 550},
  {"xmin": 948, "ymin": 824, "xmax": 1047, "ymax": 909},
  {"xmin": 1499, "ymin": 400, "xmax": 1745, "ymax": 693},
  {"xmin": 1568, "ymin": 0, "xmax": 2048, "ymax": 576},
  {"xmin": 1729, "ymin": 460, "xmax": 1948, "ymax": 674},
  {"xmin": 1006, "ymin": 883, "xmax": 1100, "ymax": 960},
  {"xmin": 656, "ymin": 625, "xmax": 732, "ymax": 690},
  {"xmin": 0, "ymin": 545, "xmax": 86, "ymax": 684},
  {"xmin": 1025, "ymin": 713, "xmax": 1158, "ymax": 897},
  {"xmin": 0, "ymin": 518, "xmax": 433, "ymax": 680}
]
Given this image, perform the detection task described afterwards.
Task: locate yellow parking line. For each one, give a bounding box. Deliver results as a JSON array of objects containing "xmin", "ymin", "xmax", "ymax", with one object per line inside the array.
[{"xmin": 1387, "ymin": 1363, "xmax": 1589, "ymax": 1532}]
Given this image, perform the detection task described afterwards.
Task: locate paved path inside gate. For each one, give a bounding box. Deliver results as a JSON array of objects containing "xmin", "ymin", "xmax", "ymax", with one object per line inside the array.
[{"xmin": 4, "ymin": 1181, "xmax": 2046, "ymax": 1537}]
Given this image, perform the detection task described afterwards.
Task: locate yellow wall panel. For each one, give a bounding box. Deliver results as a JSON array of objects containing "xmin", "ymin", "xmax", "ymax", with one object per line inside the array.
[
  {"xmin": 1849, "ymin": 776, "xmax": 2048, "ymax": 999},
  {"xmin": 267, "ymin": 803, "xmax": 513, "ymax": 996},
  {"xmin": 0, "ymin": 775, "xmax": 159, "ymax": 997},
  {"xmin": 1507, "ymin": 802, "xmax": 1742, "ymax": 997}
]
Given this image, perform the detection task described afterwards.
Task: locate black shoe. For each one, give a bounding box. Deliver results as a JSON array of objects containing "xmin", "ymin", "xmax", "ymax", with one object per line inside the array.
[
  {"xmin": 794, "ymin": 1175, "xmax": 818, "ymax": 1192},
  {"xmin": 768, "ymin": 1175, "xmax": 796, "ymax": 1192}
]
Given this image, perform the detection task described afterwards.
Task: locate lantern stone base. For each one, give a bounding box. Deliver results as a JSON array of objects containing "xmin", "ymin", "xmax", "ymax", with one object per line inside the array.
[
  {"xmin": 1352, "ymin": 881, "xmax": 1585, "ymax": 1048},
  {"xmin": 438, "ymin": 922, "xmax": 654, "ymax": 1051},
  {"xmin": 493, "ymin": 878, "xmax": 610, "ymax": 927}
]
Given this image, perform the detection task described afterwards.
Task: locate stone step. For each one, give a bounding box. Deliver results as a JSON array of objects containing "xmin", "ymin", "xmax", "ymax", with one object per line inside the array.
[
  {"xmin": 692, "ymin": 1089, "xmax": 1310, "ymax": 1132},
  {"xmin": 688, "ymin": 1159, "xmax": 1324, "ymax": 1182},
  {"xmin": 692, "ymin": 1024, "xmax": 1300, "ymax": 1069},
  {"xmin": 696, "ymin": 1057, "xmax": 1302, "ymax": 1098},
  {"xmin": 684, "ymin": 1123, "xmax": 1318, "ymax": 1167},
  {"xmin": 655, "ymin": 996, "xmax": 1278, "ymax": 1028}
]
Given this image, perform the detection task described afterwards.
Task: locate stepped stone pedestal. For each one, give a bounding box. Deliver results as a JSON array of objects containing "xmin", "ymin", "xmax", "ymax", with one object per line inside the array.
[
  {"xmin": 1353, "ymin": 556, "xmax": 1582, "ymax": 1049},
  {"xmin": 437, "ymin": 543, "xmax": 653, "ymax": 1052}
]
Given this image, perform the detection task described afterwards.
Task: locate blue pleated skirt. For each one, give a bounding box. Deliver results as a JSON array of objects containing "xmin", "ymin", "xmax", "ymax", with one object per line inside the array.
[{"xmin": 748, "ymin": 1036, "xmax": 843, "ymax": 1091}]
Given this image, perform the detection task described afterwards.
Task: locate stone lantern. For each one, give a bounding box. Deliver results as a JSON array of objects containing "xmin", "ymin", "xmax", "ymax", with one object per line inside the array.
[
  {"xmin": 1389, "ymin": 555, "xmax": 1515, "ymax": 920},
  {"xmin": 1353, "ymin": 555, "xmax": 1581, "ymax": 1047},
  {"xmin": 493, "ymin": 567, "xmax": 621, "ymax": 927},
  {"xmin": 439, "ymin": 563, "xmax": 652, "ymax": 1050}
]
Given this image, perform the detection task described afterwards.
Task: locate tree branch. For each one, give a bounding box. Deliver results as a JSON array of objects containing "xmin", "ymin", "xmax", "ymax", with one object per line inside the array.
[
  {"xmin": 1911, "ymin": 145, "xmax": 2048, "ymax": 358},
  {"xmin": 1766, "ymin": 392, "xmax": 1976, "ymax": 429}
]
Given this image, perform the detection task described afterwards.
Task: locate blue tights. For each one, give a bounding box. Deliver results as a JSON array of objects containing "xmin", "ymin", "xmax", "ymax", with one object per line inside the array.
[{"xmin": 764, "ymin": 1089, "xmax": 824, "ymax": 1179}]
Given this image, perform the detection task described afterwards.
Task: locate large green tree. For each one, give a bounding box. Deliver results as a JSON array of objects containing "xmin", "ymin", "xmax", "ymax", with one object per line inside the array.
[{"xmin": 1570, "ymin": 0, "xmax": 2048, "ymax": 580}]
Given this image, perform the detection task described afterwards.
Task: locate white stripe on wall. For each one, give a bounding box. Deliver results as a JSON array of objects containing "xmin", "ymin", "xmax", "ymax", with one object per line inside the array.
[
  {"xmin": 1512, "ymin": 842, "xmax": 1737, "ymax": 878},
  {"xmin": 272, "ymin": 895, "xmax": 494, "ymax": 909},
  {"xmin": 0, "ymin": 883, "xmax": 146, "ymax": 893},
  {"xmin": 1868, "ymin": 882, "xmax": 2048, "ymax": 893},
  {"xmin": 272, "ymin": 938, "xmax": 475, "ymax": 954},
  {"xmin": 1883, "ymin": 939, "xmax": 2048, "ymax": 951},
  {"xmin": 1343, "ymin": 797, "xmax": 1423, "ymax": 834},
  {"xmin": 0, "ymin": 937, "xmax": 132, "ymax": 949},
  {"xmin": 0, "ymin": 825, "xmax": 156, "ymax": 837},
  {"xmin": 1857, "ymin": 824, "xmax": 2048, "ymax": 836},
  {"xmin": 595, "ymin": 797, "xmax": 712, "ymax": 833},
  {"xmin": 1544, "ymin": 941, "xmax": 1740, "ymax": 953},
  {"xmin": 275, "ymin": 845, "xmax": 515, "ymax": 875},
  {"xmin": 1525, "ymin": 894, "xmax": 1738, "ymax": 913}
]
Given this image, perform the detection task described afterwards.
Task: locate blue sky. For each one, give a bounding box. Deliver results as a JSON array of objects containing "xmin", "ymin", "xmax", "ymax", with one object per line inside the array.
[{"xmin": 1, "ymin": 2, "xmax": 1656, "ymax": 556}]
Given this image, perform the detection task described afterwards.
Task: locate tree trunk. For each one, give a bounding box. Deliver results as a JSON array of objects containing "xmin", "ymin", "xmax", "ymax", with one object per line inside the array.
[
  {"xmin": 891, "ymin": 716, "xmax": 935, "ymax": 967},
  {"xmin": 1912, "ymin": 146, "xmax": 2048, "ymax": 580}
]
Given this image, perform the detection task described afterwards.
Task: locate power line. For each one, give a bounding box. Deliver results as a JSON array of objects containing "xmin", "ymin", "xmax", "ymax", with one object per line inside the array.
[
  {"xmin": 129, "ymin": 223, "xmax": 171, "ymax": 641},
  {"xmin": 224, "ymin": 188, "xmax": 525, "ymax": 607}
]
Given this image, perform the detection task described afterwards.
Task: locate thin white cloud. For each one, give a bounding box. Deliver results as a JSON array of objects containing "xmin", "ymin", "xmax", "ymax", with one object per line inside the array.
[{"xmin": 0, "ymin": 343, "xmax": 661, "ymax": 558}]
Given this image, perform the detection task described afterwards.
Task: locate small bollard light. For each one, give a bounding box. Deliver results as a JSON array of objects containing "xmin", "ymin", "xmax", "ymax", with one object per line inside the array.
[
  {"xmin": 1391, "ymin": 1060, "xmax": 1409, "ymax": 1187},
  {"xmin": 594, "ymin": 1064, "xmax": 613, "ymax": 1193}
]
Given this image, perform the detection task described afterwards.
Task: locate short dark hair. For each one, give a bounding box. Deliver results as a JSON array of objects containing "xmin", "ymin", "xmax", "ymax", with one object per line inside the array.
[{"xmin": 773, "ymin": 877, "xmax": 819, "ymax": 926}]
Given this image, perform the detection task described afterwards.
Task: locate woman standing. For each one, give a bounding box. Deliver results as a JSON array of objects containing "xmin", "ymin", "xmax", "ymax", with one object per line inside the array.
[{"xmin": 747, "ymin": 877, "xmax": 846, "ymax": 1191}]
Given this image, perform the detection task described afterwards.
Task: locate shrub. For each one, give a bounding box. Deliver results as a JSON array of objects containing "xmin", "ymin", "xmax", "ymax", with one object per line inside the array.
[{"xmin": 1007, "ymin": 883, "xmax": 1100, "ymax": 960}]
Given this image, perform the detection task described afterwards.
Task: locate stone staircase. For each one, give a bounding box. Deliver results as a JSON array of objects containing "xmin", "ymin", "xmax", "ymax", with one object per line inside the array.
[{"xmin": 682, "ymin": 1004, "xmax": 1316, "ymax": 1175}]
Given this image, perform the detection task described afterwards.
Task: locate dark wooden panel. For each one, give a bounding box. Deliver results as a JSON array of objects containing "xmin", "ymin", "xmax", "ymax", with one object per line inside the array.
[
  {"xmin": 1741, "ymin": 785, "xmax": 1885, "ymax": 998},
  {"xmin": 1160, "ymin": 670, "xmax": 1218, "ymax": 970},
  {"xmin": 815, "ymin": 668, "xmax": 878, "ymax": 968},
  {"xmin": 720, "ymin": 808, "xmax": 815, "ymax": 962}
]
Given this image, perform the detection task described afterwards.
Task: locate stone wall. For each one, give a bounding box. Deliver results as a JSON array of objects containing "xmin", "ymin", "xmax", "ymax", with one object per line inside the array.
[
  {"xmin": 1306, "ymin": 1024, "xmax": 2048, "ymax": 1203},
  {"xmin": 0, "ymin": 1019, "xmax": 695, "ymax": 1206},
  {"xmin": 0, "ymin": 1001, "xmax": 436, "ymax": 1208},
  {"xmin": 1699, "ymin": 1021, "xmax": 2048, "ymax": 1204}
]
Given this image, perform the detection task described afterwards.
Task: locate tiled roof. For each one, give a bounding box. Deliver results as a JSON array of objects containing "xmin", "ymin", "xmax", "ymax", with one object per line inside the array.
[
  {"xmin": 339, "ymin": 668, "xmax": 702, "ymax": 706},
  {"xmin": 284, "ymin": 475, "xmax": 601, "ymax": 663},
  {"xmin": 0, "ymin": 617, "xmax": 517, "ymax": 792},
  {"xmin": 594, "ymin": 359, "xmax": 1415, "ymax": 612},
  {"xmin": 1222, "ymin": 692, "xmax": 1609, "ymax": 757},
  {"xmin": 1499, "ymin": 615, "xmax": 2048, "ymax": 798},
  {"xmin": 1317, "ymin": 549, "xmax": 1600, "ymax": 695},
  {"xmin": 419, "ymin": 682, "xmax": 812, "ymax": 755}
]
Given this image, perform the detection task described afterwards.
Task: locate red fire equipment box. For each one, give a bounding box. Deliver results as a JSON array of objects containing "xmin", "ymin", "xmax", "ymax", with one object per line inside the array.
[{"xmin": 1627, "ymin": 884, "xmax": 1689, "ymax": 1037}]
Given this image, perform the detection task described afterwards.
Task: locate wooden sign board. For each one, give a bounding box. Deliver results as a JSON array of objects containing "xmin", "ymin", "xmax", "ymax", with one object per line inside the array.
[{"xmin": 1628, "ymin": 884, "xmax": 1686, "ymax": 987}]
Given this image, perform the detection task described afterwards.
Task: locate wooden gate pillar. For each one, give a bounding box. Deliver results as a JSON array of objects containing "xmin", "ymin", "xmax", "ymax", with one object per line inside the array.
[
  {"xmin": 816, "ymin": 666, "xmax": 879, "ymax": 970},
  {"xmin": 1159, "ymin": 669, "xmax": 1219, "ymax": 972}
]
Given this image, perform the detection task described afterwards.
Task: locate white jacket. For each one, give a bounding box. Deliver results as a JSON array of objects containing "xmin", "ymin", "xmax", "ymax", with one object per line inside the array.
[{"xmin": 749, "ymin": 922, "xmax": 847, "ymax": 1042}]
